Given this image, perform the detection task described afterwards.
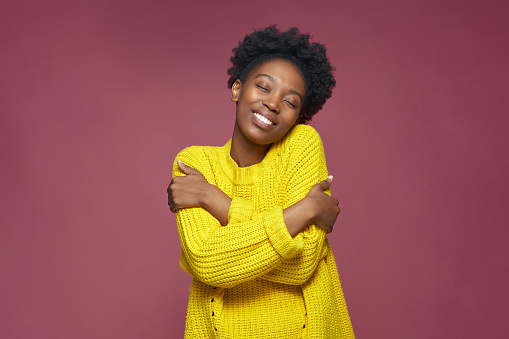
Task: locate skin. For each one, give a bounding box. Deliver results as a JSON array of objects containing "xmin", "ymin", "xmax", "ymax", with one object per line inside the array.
[
  {"xmin": 168, "ymin": 59, "xmax": 340, "ymax": 236},
  {"xmin": 229, "ymin": 59, "xmax": 306, "ymax": 167}
]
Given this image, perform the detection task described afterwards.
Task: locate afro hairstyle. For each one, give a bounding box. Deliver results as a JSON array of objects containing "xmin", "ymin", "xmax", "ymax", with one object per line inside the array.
[{"xmin": 227, "ymin": 25, "xmax": 336, "ymax": 123}]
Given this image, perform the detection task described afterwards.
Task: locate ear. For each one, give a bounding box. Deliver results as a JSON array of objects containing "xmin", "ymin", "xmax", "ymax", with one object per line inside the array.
[{"xmin": 231, "ymin": 79, "xmax": 242, "ymax": 102}]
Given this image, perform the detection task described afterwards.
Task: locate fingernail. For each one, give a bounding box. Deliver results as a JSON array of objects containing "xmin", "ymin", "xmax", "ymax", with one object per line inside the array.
[
  {"xmin": 177, "ymin": 159, "xmax": 183, "ymax": 165},
  {"xmin": 328, "ymin": 175, "xmax": 333, "ymax": 180}
]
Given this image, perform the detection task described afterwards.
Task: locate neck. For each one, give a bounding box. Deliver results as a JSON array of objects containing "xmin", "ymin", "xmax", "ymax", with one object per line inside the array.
[{"xmin": 230, "ymin": 122, "xmax": 271, "ymax": 167}]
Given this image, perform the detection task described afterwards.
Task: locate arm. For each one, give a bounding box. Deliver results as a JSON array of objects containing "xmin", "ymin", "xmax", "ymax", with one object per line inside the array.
[
  {"xmin": 170, "ymin": 160, "xmax": 333, "ymax": 235},
  {"xmin": 239, "ymin": 126, "xmax": 338, "ymax": 285},
  {"xmin": 169, "ymin": 147, "xmax": 305, "ymax": 289},
  {"xmin": 169, "ymin": 127, "xmax": 340, "ymax": 286}
]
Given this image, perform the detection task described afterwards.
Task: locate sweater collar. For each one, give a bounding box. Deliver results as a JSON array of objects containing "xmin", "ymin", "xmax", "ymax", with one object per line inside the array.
[{"xmin": 219, "ymin": 139, "xmax": 279, "ymax": 185}]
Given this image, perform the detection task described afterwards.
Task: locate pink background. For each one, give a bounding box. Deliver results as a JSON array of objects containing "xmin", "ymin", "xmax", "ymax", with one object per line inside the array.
[{"xmin": 1, "ymin": 0, "xmax": 508, "ymax": 338}]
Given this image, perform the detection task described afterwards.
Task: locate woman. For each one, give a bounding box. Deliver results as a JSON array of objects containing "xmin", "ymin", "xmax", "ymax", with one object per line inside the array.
[{"xmin": 168, "ymin": 26, "xmax": 355, "ymax": 338}]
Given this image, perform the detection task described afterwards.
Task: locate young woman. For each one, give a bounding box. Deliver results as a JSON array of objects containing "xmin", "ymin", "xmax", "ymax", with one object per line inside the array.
[{"xmin": 168, "ymin": 26, "xmax": 355, "ymax": 339}]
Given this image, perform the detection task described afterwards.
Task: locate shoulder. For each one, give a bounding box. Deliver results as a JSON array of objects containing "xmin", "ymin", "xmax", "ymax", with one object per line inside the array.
[
  {"xmin": 172, "ymin": 145, "xmax": 223, "ymax": 178},
  {"xmin": 279, "ymin": 124, "xmax": 324, "ymax": 154},
  {"xmin": 175, "ymin": 145, "xmax": 208, "ymax": 160},
  {"xmin": 275, "ymin": 125, "xmax": 328, "ymax": 184}
]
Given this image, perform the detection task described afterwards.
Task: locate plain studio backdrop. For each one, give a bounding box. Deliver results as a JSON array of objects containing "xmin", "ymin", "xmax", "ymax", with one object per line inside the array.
[{"xmin": 1, "ymin": 0, "xmax": 508, "ymax": 338}]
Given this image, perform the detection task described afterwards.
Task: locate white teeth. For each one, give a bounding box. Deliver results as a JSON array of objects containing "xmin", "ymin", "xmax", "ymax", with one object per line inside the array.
[{"xmin": 254, "ymin": 113, "xmax": 273, "ymax": 125}]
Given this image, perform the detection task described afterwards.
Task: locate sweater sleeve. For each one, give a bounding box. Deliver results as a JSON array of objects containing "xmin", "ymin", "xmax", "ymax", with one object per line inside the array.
[
  {"xmin": 260, "ymin": 125, "xmax": 331, "ymax": 285},
  {"xmin": 172, "ymin": 147, "xmax": 305, "ymax": 289}
]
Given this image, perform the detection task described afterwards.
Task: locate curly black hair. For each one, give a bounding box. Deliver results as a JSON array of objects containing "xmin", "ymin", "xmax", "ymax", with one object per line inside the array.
[{"xmin": 227, "ymin": 25, "xmax": 336, "ymax": 123}]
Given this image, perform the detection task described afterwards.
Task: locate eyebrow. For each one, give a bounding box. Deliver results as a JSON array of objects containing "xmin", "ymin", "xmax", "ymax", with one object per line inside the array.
[{"xmin": 255, "ymin": 73, "xmax": 303, "ymax": 103}]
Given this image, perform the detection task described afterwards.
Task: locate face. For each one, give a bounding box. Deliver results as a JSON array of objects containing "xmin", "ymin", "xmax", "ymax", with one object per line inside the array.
[{"xmin": 231, "ymin": 59, "xmax": 306, "ymax": 146}]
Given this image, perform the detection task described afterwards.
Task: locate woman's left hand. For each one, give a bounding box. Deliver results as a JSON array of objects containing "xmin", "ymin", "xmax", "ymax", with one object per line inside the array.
[{"xmin": 167, "ymin": 160, "xmax": 210, "ymax": 213}]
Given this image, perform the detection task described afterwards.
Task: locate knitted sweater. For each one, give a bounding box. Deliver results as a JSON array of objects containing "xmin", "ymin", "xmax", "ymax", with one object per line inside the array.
[{"xmin": 172, "ymin": 124, "xmax": 355, "ymax": 339}]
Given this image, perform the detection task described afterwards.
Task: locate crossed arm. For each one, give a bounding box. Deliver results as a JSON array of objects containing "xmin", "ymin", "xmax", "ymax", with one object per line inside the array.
[
  {"xmin": 169, "ymin": 159, "xmax": 338, "ymax": 236},
  {"xmin": 167, "ymin": 131, "xmax": 340, "ymax": 287}
]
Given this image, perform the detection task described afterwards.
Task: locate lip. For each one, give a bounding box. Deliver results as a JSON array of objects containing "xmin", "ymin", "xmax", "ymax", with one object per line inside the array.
[{"xmin": 251, "ymin": 110, "xmax": 276, "ymax": 130}]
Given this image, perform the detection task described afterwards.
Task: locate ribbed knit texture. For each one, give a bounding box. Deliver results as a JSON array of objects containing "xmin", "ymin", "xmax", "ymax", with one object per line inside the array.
[{"xmin": 173, "ymin": 124, "xmax": 355, "ymax": 339}]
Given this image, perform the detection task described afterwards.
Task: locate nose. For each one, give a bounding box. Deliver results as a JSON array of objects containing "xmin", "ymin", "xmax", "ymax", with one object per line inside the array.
[{"xmin": 262, "ymin": 94, "xmax": 279, "ymax": 113}]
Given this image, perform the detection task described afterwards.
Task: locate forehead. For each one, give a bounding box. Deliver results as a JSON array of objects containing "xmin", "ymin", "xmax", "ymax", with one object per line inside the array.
[{"xmin": 248, "ymin": 59, "xmax": 306, "ymax": 94}]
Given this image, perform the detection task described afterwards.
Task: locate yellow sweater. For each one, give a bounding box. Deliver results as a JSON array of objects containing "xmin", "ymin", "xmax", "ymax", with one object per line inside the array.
[{"xmin": 173, "ymin": 124, "xmax": 355, "ymax": 339}]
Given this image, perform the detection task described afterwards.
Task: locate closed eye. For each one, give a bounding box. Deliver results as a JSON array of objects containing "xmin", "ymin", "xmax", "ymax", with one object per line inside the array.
[
  {"xmin": 285, "ymin": 100, "xmax": 297, "ymax": 108},
  {"xmin": 256, "ymin": 85, "xmax": 269, "ymax": 92}
]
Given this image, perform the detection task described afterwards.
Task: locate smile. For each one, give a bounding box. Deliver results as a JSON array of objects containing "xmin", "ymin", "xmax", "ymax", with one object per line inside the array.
[{"xmin": 253, "ymin": 112, "xmax": 275, "ymax": 126}]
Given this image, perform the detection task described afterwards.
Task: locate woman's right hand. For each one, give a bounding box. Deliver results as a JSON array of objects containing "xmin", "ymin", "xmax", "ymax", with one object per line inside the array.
[{"xmin": 304, "ymin": 176, "xmax": 341, "ymax": 233}]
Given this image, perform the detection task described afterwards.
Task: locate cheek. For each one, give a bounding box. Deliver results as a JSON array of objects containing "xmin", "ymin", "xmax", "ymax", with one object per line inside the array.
[
  {"xmin": 241, "ymin": 87, "xmax": 258, "ymax": 101},
  {"xmin": 286, "ymin": 112, "xmax": 300, "ymax": 126},
  {"xmin": 278, "ymin": 117, "xmax": 298, "ymax": 136}
]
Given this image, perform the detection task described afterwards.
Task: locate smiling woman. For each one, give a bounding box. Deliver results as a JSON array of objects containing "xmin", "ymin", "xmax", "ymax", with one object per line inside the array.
[
  {"xmin": 167, "ymin": 25, "xmax": 355, "ymax": 338},
  {"xmin": 230, "ymin": 59, "xmax": 305, "ymax": 165}
]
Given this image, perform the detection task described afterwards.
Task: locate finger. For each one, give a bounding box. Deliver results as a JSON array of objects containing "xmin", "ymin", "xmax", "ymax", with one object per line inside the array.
[
  {"xmin": 177, "ymin": 160, "xmax": 197, "ymax": 175},
  {"xmin": 169, "ymin": 196, "xmax": 179, "ymax": 212},
  {"xmin": 316, "ymin": 175, "xmax": 333, "ymax": 191},
  {"xmin": 167, "ymin": 192, "xmax": 173, "ymax": 207}
]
